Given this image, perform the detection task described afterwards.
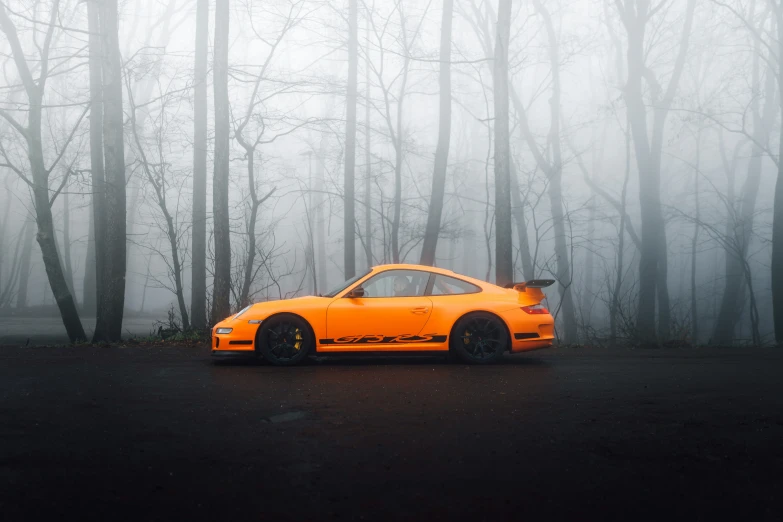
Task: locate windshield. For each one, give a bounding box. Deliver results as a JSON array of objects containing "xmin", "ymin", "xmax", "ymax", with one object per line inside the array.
[{"xmin": 322, "ymin": 269, "xmax": 371, "ymax": 297}]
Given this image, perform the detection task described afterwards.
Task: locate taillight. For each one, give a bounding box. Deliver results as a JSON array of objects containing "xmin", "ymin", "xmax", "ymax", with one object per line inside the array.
[{"xmin": 521, "ymin": 305, "xmax": 549, "ymax": 315}]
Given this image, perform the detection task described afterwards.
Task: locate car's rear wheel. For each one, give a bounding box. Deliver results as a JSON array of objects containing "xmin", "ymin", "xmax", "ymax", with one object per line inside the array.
[
  {"xmin": 257, "ymin": 314, "xmax": 313, "ymax": 366},
  {"xmin": 450, "ymin": 312, "xmax": 508, "ymax": 364}
]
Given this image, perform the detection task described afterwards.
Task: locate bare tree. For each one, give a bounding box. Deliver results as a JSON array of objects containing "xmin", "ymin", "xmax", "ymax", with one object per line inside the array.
[
  {"xmin": 420, "ymin": 0, "xmax": 453, "ymax": 266},
  {"xmin": 511, "ymin": 0, "xmax": 578, "ymax": 342},
  {"xmin": 191, "ymin": 0, "xmax": 209, "ymax": 329},
  {"xmin": 92, "ymin": 0, "xmax": 127, "ymax": 342},
  {"xmin": 613, "ymin": 0, "xmax": 696, "ymax": 345},
  {"xmin": 0, "ymin": 1, "xmax": 87, "ymax": 341},
  {"xmin": 212, "ymin": 0, "xmax": 232, "ymax": 322},
  {"xmin": 493, "ymin": 0, "xmax": 513, "ymax": 286},
  {"xmin": 345, "ymin": 0, "xmax": 358, "ymax": 278}
]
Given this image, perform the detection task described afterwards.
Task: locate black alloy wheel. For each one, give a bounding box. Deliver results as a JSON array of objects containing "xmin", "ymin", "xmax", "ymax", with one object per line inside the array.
[
  {"xmin": 450, "ymin": 312, "xmax": 508, "ymax": 364},
  {"xmin": 257, "ymin": 314, "xmax": 313, "ymax": 366}
]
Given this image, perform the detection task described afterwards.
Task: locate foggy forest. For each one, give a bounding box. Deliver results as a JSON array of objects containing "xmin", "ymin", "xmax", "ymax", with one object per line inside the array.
[{"xmin": 0, "ymin": 0, "xmax": 781, "ymax": 348}]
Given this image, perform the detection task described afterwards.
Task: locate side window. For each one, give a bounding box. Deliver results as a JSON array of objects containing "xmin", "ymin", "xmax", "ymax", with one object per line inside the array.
[
  {"xmin": 430, "ymin": 274, "xmax": 481, "ymax": 296},
  {"xmin": 359, "ymin": 270, "xmax": 429, "ymax": 298}
]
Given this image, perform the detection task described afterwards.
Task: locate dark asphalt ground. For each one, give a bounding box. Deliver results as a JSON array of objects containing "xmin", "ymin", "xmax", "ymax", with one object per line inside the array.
[{"xmin": 1, "ymin": 345, "xmax": 782, "ymax": 522}]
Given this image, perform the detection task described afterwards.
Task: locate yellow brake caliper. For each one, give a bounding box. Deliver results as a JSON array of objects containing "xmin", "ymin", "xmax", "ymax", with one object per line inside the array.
[
  {"xmin": 463, "ymin": 329, "xmax": 471, "ymax": 344},
  {"xmin": 294, "ymin": 328, "xmax": 303, "ymax": 351}
]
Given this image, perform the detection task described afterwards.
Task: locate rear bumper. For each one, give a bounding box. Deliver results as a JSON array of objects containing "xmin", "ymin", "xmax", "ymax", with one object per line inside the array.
[{"xmin": 510, "ymin": 339, "xmax": 553, "ymax": 353}]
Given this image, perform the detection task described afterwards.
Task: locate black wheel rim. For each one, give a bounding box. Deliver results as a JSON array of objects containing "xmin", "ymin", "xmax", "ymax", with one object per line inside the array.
[
  {"xmin": 266, "ymin": 321, "xmax": 305, "ymax": 361},
  {"xmin": 460, "ymin": 318, "xmax": 503, "ymax": 359}
]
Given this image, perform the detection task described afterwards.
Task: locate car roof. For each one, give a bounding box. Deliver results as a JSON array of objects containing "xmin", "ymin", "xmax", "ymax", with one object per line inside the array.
[{"xmin": 369, "ymin": 264, "xmax": 500, "ymax": 291}]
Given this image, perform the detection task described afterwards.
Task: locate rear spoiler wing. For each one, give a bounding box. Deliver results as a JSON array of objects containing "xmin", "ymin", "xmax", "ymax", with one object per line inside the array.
[
  {"xmin": 503, "ymin": 279, "xmax": 556, "ymax": 291},
  {"xmin": 503, "ymin": 279, "xmax": 556, "ymax": 303}
]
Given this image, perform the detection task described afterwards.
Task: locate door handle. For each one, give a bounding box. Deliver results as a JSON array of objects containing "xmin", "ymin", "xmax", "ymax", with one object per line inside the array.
[{"xmin": 411, "ymin": 307, "xmax": 429, "ymax": 314}]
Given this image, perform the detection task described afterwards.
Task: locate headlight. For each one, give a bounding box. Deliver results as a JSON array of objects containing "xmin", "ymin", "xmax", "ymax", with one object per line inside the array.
[
  {"xmin": 215, "ymin": 328, "xmax": 233, "ymax": 334},
  {"xmin": 234, "ymin": 305, "xmax": 252, "ymax": 319}
]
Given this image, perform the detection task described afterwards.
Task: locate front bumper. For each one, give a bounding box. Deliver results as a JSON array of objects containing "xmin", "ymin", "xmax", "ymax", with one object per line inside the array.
[
  {"xmin": 211, "ymin": 349, "xmax": 258, "ymax": 358},
  {"xmin": 212, "ymin": 320, "xmax": 261, "ymax": 353}
]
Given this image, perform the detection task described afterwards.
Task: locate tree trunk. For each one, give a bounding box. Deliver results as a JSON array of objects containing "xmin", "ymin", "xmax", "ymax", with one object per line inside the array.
[
  {"xmin": 420, "ymin": 0, "xmax": 453, "ymax": 266},
  {"xmin": 94, "ymin": 0, "xmax": 127, "ymax": 342},
  {"xmin": 212, "ymin": 0, "xmax": 232, "ymax": 322},
  {"xmin": 0, "ymin": 217, "xmax": 27, "ymax": 307},
  {"xmin": 535, "ymin": 0, "xmax": 577, "ymax": 343},
  {"xmin": 191, "ymin": 0, "xmax": 208, "ymax": 329},
  {"xmin": 690, "ymin": 127, "xmax": 701, "ymax": 345},
  {"xmin": 239, "ymin": 152, "xmax": 260, "ymax": 308},
  {"xmin": 62, "ymin": 190, "xmax": 75, "ymax": 300},
  {"xmin": 493, "ymin": 0, "xmax": 513, "ymax": 287},
  {"xmin": 344, "ymin": 0, "xmax": 358, "ymax": 279},
  {"xmin": 510, "ymin": 162, "xmax": 534, "ymax": 280},
  {"xmin": 315, "ymin": 141, "xmax": 328, "ymax": 291},
  {"xmin": 87, "ymin": 0, "xmax": 105, "ymax": 322},
  {"xmin": 772, "ymin": 7, "xmax": 783, "ymax": 345},
  {"xmin": 713, "ymin": 33, "xmax": 773, "ymax": 345},
  {"xmin": 0, "ymin": 175, "xmax": 12, "ymax": 281},
  {"xmin": 364, "ymin": 11, "xmax": 373, "ymax": 271},
  {"xmin": 83, "ymin": 199, "xmax": 96, "ymax": 314},
  {"xmin": 16, "ymin": 221, "xmax": 34, "ymax": 309},
  {"xmin": 610, "ymin": 117, "xmax": 632, "ymax": 347}
]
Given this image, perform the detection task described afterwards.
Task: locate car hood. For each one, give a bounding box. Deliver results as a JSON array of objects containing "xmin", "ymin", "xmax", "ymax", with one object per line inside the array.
[{"xmin": 219, "ymin": 295, "xmax": 327, "ymax": 326}]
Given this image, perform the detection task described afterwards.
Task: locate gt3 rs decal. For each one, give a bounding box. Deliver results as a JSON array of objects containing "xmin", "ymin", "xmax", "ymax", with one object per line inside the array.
[{"xmin": 319, "ymin": 334, "xmax": 447, "ymax": 345}]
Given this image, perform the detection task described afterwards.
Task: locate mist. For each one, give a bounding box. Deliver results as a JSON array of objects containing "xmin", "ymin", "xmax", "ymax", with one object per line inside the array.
[{"xmin": 0, "ymin": 0, "xmax": 779, "ymax": 346}]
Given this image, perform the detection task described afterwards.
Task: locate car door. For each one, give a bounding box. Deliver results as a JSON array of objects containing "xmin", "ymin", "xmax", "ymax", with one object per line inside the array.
[{"xmin": 323, "ymin": 269, "xmax": 435, "ymax": 350}]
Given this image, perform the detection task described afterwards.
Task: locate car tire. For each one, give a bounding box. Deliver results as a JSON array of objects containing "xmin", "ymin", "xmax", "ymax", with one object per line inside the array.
[
  {"xmin": 257, "ymin": 314, "xmax": 314, "ymax": 366},
  {"xmin": 450, "ymin": 312, "xmax": 508, "ymax": 364}
]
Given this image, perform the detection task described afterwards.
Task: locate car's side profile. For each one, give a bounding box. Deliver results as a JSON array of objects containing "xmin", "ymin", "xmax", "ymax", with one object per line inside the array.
[{"xmin": 211, "ymin": 264, "xmax": 556, "ymax": 365}]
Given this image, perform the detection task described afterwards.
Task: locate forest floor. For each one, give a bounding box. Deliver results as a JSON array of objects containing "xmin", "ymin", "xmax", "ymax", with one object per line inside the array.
[
  {"xmin": 0, "ymin": 344, "xmax": 781, "ymax": 521},
  {"xmin": 0, "ymin": 316, "xmax": 163, "ymax": 345}
]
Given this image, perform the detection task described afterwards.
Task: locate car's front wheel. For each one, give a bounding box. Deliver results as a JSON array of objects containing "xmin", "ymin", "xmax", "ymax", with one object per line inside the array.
[
  {"xmin": 450, "ymin": 312, "xmax": 508, "ymax": 364},
  {"xmin": 257, "ymin": 314, "xmax": 313, "ymax": 366}
]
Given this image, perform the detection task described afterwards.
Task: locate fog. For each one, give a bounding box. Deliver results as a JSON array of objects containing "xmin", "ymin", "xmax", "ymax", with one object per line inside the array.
[{"xmin": 0, "ymin": 0, "xmax": 780, "ymax": 346}]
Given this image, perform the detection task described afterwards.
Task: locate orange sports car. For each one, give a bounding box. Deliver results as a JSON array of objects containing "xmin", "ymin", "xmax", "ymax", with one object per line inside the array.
[{"xmin": 211, "ymin": 264, "xmax": 556, "ymax": 365}]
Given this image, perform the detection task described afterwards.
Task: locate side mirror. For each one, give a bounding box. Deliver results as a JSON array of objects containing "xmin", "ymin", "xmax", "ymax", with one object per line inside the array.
[{"xmin": 346, "ymin": 286, "xmax": 365, "ymax": 298}]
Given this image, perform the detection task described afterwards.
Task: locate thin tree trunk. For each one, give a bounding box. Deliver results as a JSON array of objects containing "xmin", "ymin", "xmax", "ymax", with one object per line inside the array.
[
  {"xmin": 534, "ymin": 0, "xmax": 577, "ymax": 343},
  {"xmin": 611, "ymin": 116, "xmax": 632, "ymax": 347},
  {"xmin": 391, "ymin": 4, "xmax": 411, "ymax": 264},
  {"xmin": 190, "ymin": 0, "xmax": 208, "ymax": 329},
  {"xmin": 691, "ymin": 127, "xmax": 701, "ymax": 345},
  {"xmin": 93, "ymin": 0, "xmax": 127, "ymax": 342},
  {"xmin": 315, "ymin": 140, "xmax": 328, "ymax": 292},
  {"xmin": 0, "ymin": 218, "xmax": 27, "ymax": 307},
  {"xmin": 62, "ymin": 190, "xmax": 75, "ymax": 300},
  {"xmin": 239, "ymin": 154, "xmax": 261, "ymax": 308},
  {"xmin": 212, "ymin": 0, "xmax": 232, "ymax": 322},
  {"xmin": 364, "ymin": 11, "xmax": 373, "ymax": 270},
  {"xmin": 139, "ymin": 247, "xmax": 154, "ymax": 314},
  {"xmin": 0, "ymin": 175, "xmax": 12, "ymax": 281},
  {"xmin": 344, "ymin": 0, "xmax": 358, "ymax": 279},
  {"xmin": 420, "ymin": 0, "xmax": 453, "ymax": 266},
  {"xmin": 510, "ymin": 162, "xmax": 533, "ymax": 280},
  {"xmin": 493, "ymin": 0, "xmax": 513, "ymax": 287},
  {"xmin": 16, "ymin": 221, "xmax": 35, "ymax": 309},
  {"xmin": 83, "ymin": 199, "xmax": 96, "ymax": 314},
  {"xmin": 87, "ymin": 0, "xmax": 105, "ymax": 325}
]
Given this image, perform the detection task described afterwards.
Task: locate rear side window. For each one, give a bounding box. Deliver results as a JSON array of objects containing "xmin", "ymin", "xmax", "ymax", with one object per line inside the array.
[{"xmin": 430, "ymin": 274, "xmax": 481, "ymax": 295}]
